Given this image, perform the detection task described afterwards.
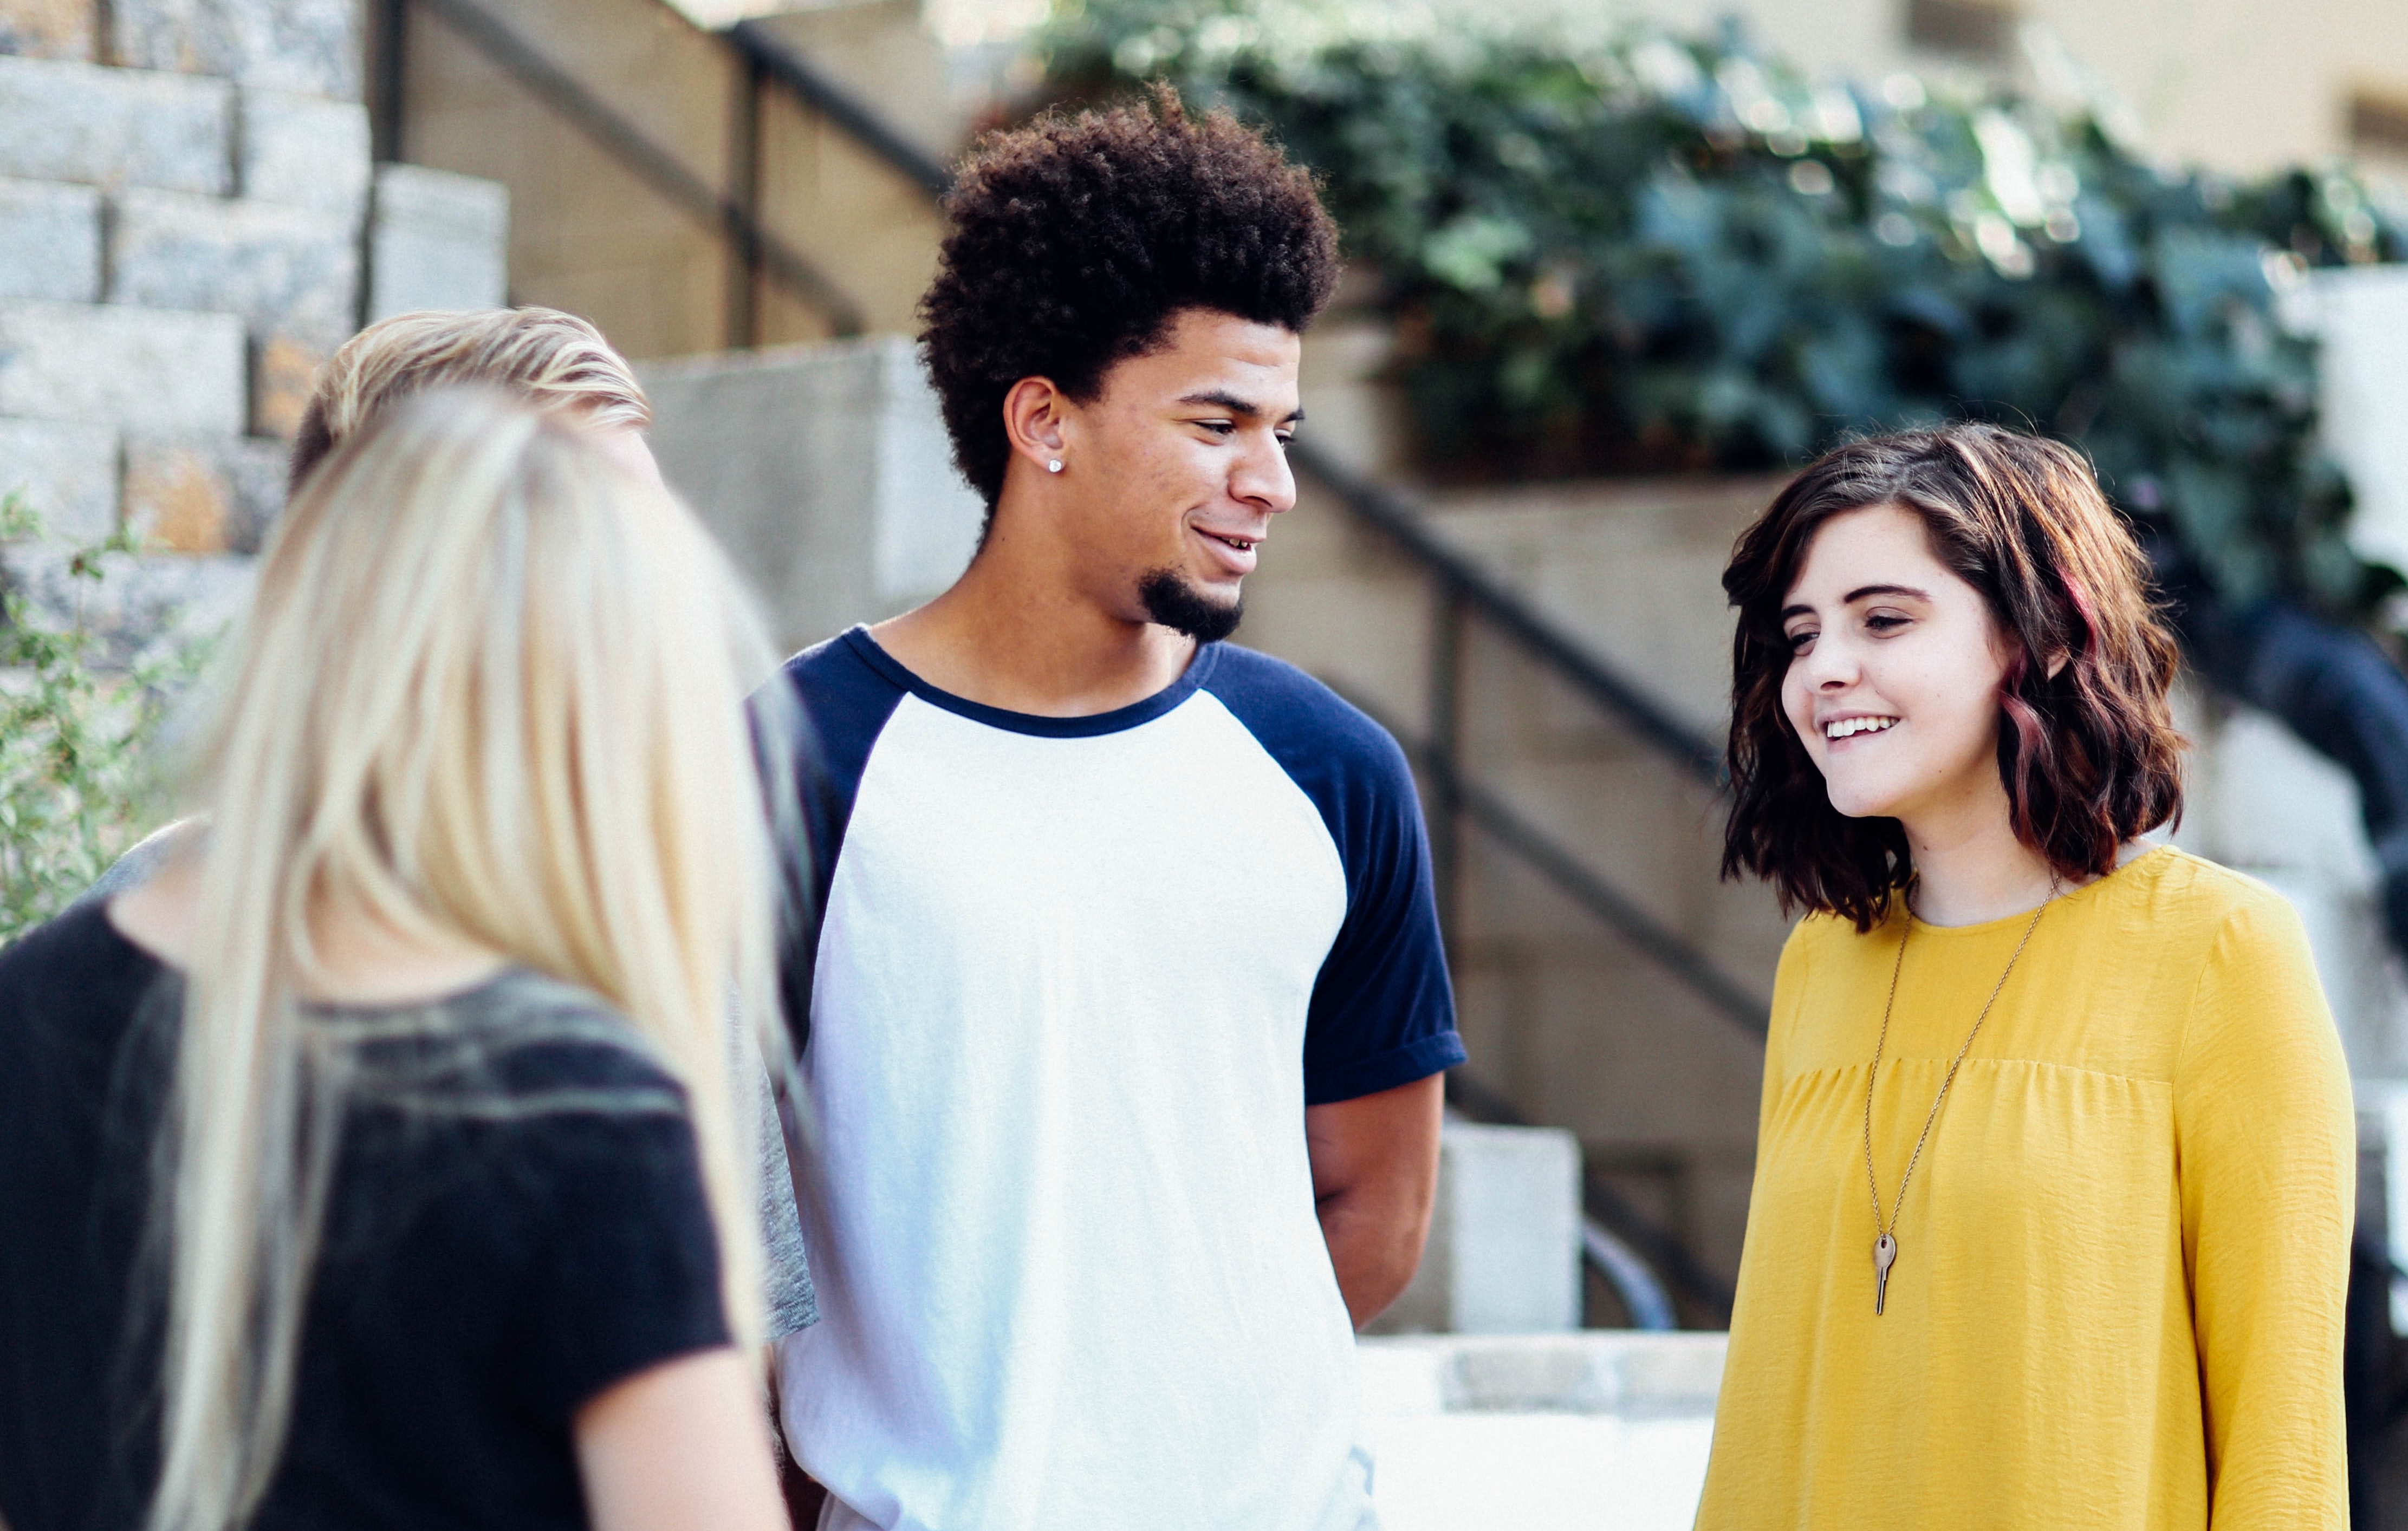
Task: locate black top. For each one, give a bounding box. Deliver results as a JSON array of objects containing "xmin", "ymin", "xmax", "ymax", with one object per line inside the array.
[{"xmin": 0, "ymin": 906, "xmax": 731, "ymax": 1531}]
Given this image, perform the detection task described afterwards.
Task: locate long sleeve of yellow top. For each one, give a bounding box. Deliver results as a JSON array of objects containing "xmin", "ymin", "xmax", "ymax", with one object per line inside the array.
[{"xmin": 1694, "ymin": 847, "xmax": 2354, "ymax": 1530}]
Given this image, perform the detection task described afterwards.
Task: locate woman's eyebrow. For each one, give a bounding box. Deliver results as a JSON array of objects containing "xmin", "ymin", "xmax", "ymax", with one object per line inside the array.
[{"xmin": 1842, "ymin": 583, "xmax": 1931, "ymax": 604}]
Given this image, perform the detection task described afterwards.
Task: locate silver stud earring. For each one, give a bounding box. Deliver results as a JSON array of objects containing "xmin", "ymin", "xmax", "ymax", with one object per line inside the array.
[{"xmin": 1046, "ymin": 458, "xmax": 1064, "ymax": 474}]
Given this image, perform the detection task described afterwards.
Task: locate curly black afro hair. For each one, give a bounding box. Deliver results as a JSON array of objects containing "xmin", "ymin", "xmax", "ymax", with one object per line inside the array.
[{"xmin": 920, "ymin": 87, "xmax": 1340, "ymax": 509}]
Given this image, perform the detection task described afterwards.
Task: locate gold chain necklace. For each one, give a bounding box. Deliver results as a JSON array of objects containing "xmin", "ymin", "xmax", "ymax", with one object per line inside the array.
[{"xmin": 1860, "ymin": 878, "xmax": 2056, "ymax": 1315}]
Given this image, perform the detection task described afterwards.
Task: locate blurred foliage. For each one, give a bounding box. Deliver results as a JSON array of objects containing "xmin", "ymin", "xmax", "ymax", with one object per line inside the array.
[
  {"xmin": 0, "ymin": 493, "xmax": 200, "ymax": 943},
  {"xmin": 1042, "ymin": 0, "xmax": 2408, "ymax": 613}
]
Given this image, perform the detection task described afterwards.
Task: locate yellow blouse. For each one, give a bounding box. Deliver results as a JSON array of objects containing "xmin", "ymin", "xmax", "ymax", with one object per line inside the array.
[{"xmin": 1695, "ymin": 847, "xmax": 2354, "ymax": 1530}]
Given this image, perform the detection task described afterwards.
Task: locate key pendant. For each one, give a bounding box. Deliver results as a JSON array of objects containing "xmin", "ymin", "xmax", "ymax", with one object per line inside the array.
[{"xmin": 1873, "ymin": 1233, "xmax": 1898, "ymax": 1315}]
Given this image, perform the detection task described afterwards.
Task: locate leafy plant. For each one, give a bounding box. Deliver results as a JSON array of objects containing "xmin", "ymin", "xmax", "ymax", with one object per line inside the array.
[
  {"xmin": 0, "ymin": 492, "xmax": 207, "ymax": 943},
  {"xmin": 1042, "ymin": 0, "xmax": 2408, "ymax": 614}
]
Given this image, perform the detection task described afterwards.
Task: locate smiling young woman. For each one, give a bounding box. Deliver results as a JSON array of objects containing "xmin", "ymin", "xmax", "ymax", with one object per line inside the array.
[{"xmin": 1695, "ymin": 424, "xmax": 2354, "ymax": 1529}]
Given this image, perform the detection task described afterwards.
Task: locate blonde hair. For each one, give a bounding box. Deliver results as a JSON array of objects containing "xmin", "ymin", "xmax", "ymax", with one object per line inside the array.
[
  {"xmin": 152, "ymin": 389, "xmax": 783, "ymax": 1531},
  {"xmin": 289, "ymin": 308, "xmax": 651, "ymax": 492}
]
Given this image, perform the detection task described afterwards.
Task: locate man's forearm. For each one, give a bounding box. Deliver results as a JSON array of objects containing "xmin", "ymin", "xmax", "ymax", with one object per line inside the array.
[
  {"xmin": 1317, "ymin": 1185, "xmax": 1430, "ymax": 1328},
  {"xmin": 1306, "ymin": 1076, "xmax": 1445, "ymax": 1328}
]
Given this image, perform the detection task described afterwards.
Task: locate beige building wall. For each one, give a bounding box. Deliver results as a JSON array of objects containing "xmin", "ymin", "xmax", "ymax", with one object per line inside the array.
[
  {"xmin": 1467, "ymin": 0, "xmax": 2408, "ymax": 177},
  {"xmin": 384, "ymin": 0, "xmax": 947, "ymax": 359}
]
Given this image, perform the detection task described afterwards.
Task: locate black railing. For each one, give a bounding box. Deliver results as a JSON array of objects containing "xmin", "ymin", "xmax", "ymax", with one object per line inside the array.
[
  {"xmin": 1338, "ymin": 684, "xmax": 1767, "ymax": 1039},
  {"xmin": 1294, "ymin": 441, "xmax": 1767, "ymax": 1041},
  {"xmin": 725, "ymin": 21, "xmax": 955, "ymax": 197},
  {"xmin": 378, "ymin": 0, "xmax": 892, "ymax": 338},
  {"xmin": 1292, "ymin": 441, "xmax": 1726, "ymax": 784}
]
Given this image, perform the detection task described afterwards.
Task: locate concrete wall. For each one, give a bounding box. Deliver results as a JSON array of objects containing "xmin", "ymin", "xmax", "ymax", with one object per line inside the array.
[
  {"xmin": 1373, "ymin": 1121, "xmax": 1585, "ymax": 1337},
  {"xmin": 640, "ymin": 334, "xmax": 983, "ymax": 654}
]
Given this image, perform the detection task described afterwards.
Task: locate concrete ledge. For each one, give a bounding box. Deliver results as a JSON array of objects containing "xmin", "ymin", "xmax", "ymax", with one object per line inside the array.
[
  {"xmin": 1360, "ymin": 1332, "xmax": 1724, "ymax": 1531},
  {"xmin": 1372, "ymin": 1120, "xmax": 1583, "ymax": 1336},
  {"xmin": 366, "ymin": 164, "xmax": 508, "ymax": 321},
  {"xmin": 642, "ymin": 336, "xmax": 983, "ymax": 650},
  {"xmin": 1360, "ymin": 1331, "xmax": 1725, "ymax": 1418}
]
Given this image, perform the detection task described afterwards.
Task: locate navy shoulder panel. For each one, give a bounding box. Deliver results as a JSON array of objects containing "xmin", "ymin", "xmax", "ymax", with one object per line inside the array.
[
  {"xmin": 1202, "ymin": 646, "xmax": 1464, "ymax": 1103},
  {"xmin": 756, "ymin": 628, "xmax": 906, "ymax": 1055}
]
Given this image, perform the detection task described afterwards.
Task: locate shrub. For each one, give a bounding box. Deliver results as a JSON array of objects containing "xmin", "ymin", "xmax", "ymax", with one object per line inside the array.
[
  {"xmin": 0, "ymin": 494, "xmax": 207, "ymax": 943},
  {"xmin": 1042, "ymin": 0, "xmax": 2408, "ymax": 614}
]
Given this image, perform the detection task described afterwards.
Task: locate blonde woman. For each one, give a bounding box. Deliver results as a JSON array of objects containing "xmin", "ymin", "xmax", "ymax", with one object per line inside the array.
[
  {"xmin": 285, "ymin": 305, "xmax": 665, "ymax": 495},
  {"xmin": 81, "ymin": 305, "xmax": 820, "ymax": 1347},
  {"xmin": 0, "ymin": 393, "xmax": 791, "ymax": 1531},
  {"xmin": 87, "ymin": 304, "xmax": 661, "ymax": 895}
]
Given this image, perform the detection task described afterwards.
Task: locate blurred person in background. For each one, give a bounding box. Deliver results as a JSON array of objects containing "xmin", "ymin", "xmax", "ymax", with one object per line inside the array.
[
  {"xmin": 81, "ymin": 304, "xmax": 820, "ymax": 1353},
  {"xmin": 1699, "ymin": 423, "xmax": 2353, "ymax": 1528},
  {"xmin": 0, "ymin": 393, "xmax": 794, "ymax": 1531},
  {"xmin": 765, "ymin": 93, "xmax": 1463, "ymax": 1530}
]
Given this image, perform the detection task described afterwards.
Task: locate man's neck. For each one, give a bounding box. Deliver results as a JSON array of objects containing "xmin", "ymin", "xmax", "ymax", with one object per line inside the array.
[{"xmin": 870, "ymin": 529, "xmax": 1197, "ymax": 719}]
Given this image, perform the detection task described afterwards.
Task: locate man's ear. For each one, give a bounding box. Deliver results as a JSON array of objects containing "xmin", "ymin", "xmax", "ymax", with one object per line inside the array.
[{"xmin": 1001, "ymin": 376, "xmax": 1071, "ymax": 474}]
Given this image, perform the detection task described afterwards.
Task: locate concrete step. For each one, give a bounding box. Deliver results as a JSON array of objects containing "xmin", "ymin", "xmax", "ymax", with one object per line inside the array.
[{"xmin": 1360, "ymin": 1331, "xmax": 1724, "ymax": 1530}]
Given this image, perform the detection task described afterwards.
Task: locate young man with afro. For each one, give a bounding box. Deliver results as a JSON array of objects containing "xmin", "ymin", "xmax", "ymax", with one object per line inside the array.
[{"xmin": 766, "ymin": 93, "xmax": 1463, "ymax": 1529}]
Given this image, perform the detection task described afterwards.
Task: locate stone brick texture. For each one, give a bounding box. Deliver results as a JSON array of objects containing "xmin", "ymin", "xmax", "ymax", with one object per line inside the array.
[
  {"xmin": 0, "ymin": 55, "xmax": 232, "ymax": 194},
  {"xmin": 0, "ymin": 417, "xmax": 116, "ymax": 540},
  {"xmin": 123, "ymin": 433, "xmax": 284, "ymax": 552},
  {"xmin": 0, "ymin": 0, "xmax": 501, "ymax": 624},
  {"xmin": 0, "ymin": 175, "xmax": 100, "ymax": 303},
  {"xmin": 112, "ymin": 188, "xmax": 358, "ymax": 347},
  {"xmin": 0, "ymin": 0, "xmax": 94, "ymax": 61},
  {"xmin": 113, "ymin": 0, "xmax": 357, "ymax": 100},
  {"xmin": 0, "ymin": 302, "xmax": 246, "ymax": 434}
]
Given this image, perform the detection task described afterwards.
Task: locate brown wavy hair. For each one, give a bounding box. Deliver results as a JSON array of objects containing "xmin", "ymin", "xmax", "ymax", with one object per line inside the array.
[{"xmin": 1721, "ymin": 423, "xmax": 2185, "ymax": 929}]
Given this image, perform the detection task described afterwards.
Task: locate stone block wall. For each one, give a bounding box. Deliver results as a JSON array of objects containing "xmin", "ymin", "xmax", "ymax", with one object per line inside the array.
[{"xmin": 0, "ymin": 0, "xmax": 503, "ymax": 588}]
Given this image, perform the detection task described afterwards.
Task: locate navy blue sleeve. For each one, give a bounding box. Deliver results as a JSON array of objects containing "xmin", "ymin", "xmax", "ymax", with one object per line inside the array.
[
  {"xmin": 1204, "ymin": 646, "xmax": 1465, "ymax": 1104},
  {"xmin": 754, "ymin": 628, "xmax": 906, "ymax": 1058}
]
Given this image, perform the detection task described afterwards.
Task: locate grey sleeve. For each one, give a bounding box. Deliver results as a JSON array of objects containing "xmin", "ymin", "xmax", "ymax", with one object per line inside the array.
[
  {"xmin": 751, "ymin": 1049, "xmax": 818, "ymax": 1338},
  {"xmin": 74, "ymin": 818, "xmax": 201, "ymax": 908}
]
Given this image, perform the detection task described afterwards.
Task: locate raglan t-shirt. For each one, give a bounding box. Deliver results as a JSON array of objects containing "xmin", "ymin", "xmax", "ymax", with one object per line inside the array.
[{"xmin": 770, "ymin": 627, "xmax": 1464, "ymax": 1531}]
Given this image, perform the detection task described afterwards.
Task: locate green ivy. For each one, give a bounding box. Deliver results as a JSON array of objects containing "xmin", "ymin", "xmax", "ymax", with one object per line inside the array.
[
  {"xmin": 0, "ymin": 493, "xmax": 206, "ymax": 943},
  {"xmin": 1043, "ymin": 0, "xmax": 2407, "ymax": 613}
]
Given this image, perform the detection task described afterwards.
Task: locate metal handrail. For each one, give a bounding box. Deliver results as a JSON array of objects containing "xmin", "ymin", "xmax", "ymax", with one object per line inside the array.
[
  {"xmin": 1584, "ymin": 1219, "xmax": 1678, "ymax": 1331},
  {"xmin": 725, "ymin": 20, "xmax": 957, "ymax": 198},
  {"xmin": 1289, "ymin": 440, "xmax": 1727, "ymax": 786},
  {"xmin": 405, "ymin": 0, "xmax": 869, "ymax": 335},
  {"xmin": 1341, "ymin": 686, "xmax": 1768, "ymax": 1039}
]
